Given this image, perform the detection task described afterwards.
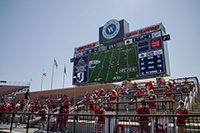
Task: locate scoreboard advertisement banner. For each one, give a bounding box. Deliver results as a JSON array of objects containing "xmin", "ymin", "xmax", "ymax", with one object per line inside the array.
[{"xmin": 72, "ymin": 21, "xmax": 170, "ymax": 85}]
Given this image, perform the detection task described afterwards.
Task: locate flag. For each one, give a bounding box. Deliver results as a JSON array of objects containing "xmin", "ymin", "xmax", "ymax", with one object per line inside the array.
[
  {"xmin": 54, "ymin": 59, "xmax": 58, "ymax": 68},
  {"xmin": 64, "ymin": 64, "xmax": 67, "ymax": 75},
  {"xmin": 43, "ymin": 70, "xmax": 47, "ymax": 78}
]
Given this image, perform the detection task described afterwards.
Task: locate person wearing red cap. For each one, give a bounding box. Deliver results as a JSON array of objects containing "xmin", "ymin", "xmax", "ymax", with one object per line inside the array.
[
  {"xmin": 38, "ymin": 105, "xmax": 47, "ymax": 132},
  {"xmin": 145, "ymin": 82, "xmax": 154, "ymax": 95},
  {"xmin": 6, "ymin": 105, "xmax": 13, "ymax": 124},
  {"xmin": 108, "ymin": 90, "xmax": 117, "ymax": 110},
  {"xmin": 148, "ymin": 89, "xmax": 157, "ymax": 119},
  {"xmin": 96, "ymin": 103, "xmax": 105, "ymax": 133},
  {"xmin": 133, "ymin": 82, "xmax": 138, "ymax": 90}
]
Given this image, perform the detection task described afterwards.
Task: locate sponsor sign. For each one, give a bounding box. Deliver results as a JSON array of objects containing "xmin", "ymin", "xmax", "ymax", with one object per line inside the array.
[
  {"xmin": 75, "ymin": 42, "xmax": 99, "ymax": 53},
  {"xmin": 119, "ymin": 67, "xmax": 137, "ymax": 73},
  {"xmin": 126, "ymin": 24, "xmax": 160, "ymax": 38}
]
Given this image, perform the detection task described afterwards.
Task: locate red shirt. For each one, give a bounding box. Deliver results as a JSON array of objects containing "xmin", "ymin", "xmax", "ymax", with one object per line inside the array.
[
  {"xmin": 136, "ymin": 106, "xmax": 149, "ymax": 122},
  {"xmin": 0, "ymin": 107, "xmax": 6, "ymax": 112},
  {"xmin": 7, "ymin": 107, "xmax": 13, "ymax": 112},
  {"xmin": 157, "ymin": 80, "xmax": 162, "ymax": 85},
  {"xmin": 60, "ymin": 108, "xmax": 67, "ymax": 121},
  {"xmin": 119, "ymin": 89, "xmax": 126, "ymax": 95},
  {"xmin": 62, "ymin": 98, "xmax": 69, "ymax": 110},
  {"xmin": 135, "ymin": 91, "xmax": 144, "ymax": 98},
  {"xmin": 36, "ymin": 100, "xmax": 40, "ymax": 104},
  {"xmin": 38, "ymin": 109, "xmax": 46, "ymax": 120},
  {"xmin": 88, "ymin": 100, "xmax": 95, "ymax": 111},
  {"xmin": 165, "ymin": 89, "xmax": 172, "ymax": 97},
  {"xmin": 31, "ymin": 108, "xmax": 35, "ymax": 113},
  {"xmin": 172, "ymin": 81, "xmax": 177, "ymax": 86},
  {"xmin": 98, "ymin": 90, "xmax": 105, "ymax": 96},
  {"xmin": 85, "ymin": 93, "xmax": 89, "ymax": 98},
  {"xmin": 184, "ymin": 79, "xmax": 188, "ymax": 84},
  {"xmin": 94, "ymin": 108, "xmax": 100, "ymax": 114},
  {"xmin": 109, "ymin": 93, "xmax": 117, "ymax": 101},
  {"xmin": 133, "ymin": 83, "xmax": 138, "ymax": 89},
  {"xmin": 14, "ymin": 109, "xmax": 18, "ymax": 113}
]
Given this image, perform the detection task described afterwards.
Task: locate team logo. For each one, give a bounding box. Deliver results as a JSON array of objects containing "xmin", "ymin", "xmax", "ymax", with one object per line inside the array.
[
  {"xmin": 88, "ymin": 60, "xmax": 101, "ymax": 68},
  {"xmin": 102, "ymin": 19, "xmax": 120, "ymax": 40},
  {"xmin": 76, "ymin": 72, "xmax": 84, "ymax": 83}
]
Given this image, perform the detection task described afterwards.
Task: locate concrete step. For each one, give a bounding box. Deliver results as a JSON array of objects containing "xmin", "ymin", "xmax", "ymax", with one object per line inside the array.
[
  {"xmin": 195, "ymin": 97, "xmax": 200, "ymax": 103},
  {"xmin": 186, "ymin": 128, "xmax": 200, "ymax": 133}
]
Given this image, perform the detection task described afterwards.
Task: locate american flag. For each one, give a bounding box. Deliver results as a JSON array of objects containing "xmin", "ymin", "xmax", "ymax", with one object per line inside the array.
[
  {"xmin": 64, "ymin": 64, "xmax": 67, "ymax": 75},
  {"xmin": 54, "ymin": 59, "xmax": 58, "ymax": 68}
]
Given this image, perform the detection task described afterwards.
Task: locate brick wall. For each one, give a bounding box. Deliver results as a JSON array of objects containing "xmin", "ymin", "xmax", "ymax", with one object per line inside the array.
[{"xmin": 16, "ymin": 83, "xmax": 120, "ymax": 104}]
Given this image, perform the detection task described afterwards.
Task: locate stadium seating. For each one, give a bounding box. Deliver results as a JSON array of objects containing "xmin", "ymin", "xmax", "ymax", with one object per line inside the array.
[{"xmin": 0, "ymin": 85, "xmax": 29, "ymax": 96}]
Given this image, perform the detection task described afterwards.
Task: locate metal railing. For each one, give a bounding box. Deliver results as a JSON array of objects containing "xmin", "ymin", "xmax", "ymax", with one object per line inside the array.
[{"xmin": 1, "ymin": 112, "xmax": 200, "ymax": 133}]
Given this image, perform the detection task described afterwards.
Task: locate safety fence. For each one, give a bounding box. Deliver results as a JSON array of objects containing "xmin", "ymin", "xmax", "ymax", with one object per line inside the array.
[{"xmin": 1, "ymin": 112, "xmax": 200, "ymax": 133}]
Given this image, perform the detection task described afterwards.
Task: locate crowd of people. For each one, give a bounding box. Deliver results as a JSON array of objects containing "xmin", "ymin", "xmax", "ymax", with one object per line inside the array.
[{"xmin": 0, "ymin": 77, "xmax": 192, "ymax": 133}]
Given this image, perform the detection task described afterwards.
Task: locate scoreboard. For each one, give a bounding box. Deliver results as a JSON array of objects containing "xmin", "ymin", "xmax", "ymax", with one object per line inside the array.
[
  {"xmin": 72, "ymin": 21, "xmax": 170, "ymax": 85},
  {"xmin": 125, "ymin": 30, "xmax": 166, "ymax": 77}
]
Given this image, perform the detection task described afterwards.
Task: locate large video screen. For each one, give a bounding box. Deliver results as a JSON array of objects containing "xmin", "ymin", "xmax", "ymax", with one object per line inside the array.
[{"xmin": 73, "ymin": 29, "xmax": 168, "ymax": 85}]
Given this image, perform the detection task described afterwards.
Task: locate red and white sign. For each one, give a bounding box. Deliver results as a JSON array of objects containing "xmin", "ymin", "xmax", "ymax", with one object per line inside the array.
[
  {"xmin": 74, "ymin": 52, "xmax": 83, "ymax": 57},
  {"xmin": 126, "ymin": 24, "xmax": 160, "ymax": 38},
  {"xmin": 75, "ymin": 42, "xmax": 99, "ymax": 52},
  {"xmin": 116, "ymin": 124, "xmax": 124, "ymax": 133},
  {"xmin": 151, "ymin": 39, "xmax": 161, "ymax": 49}
]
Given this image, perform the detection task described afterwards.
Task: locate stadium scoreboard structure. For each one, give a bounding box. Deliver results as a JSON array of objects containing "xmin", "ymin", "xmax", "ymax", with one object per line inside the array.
[{"xmin": 71, "ymin": 19, "xmax": 170, "ymax": 85}]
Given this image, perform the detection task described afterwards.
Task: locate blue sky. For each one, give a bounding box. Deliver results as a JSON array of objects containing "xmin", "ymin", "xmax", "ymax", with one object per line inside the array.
[{"xmin": 0, "ymin": 0, "xmax": 200, "ymax": 92}]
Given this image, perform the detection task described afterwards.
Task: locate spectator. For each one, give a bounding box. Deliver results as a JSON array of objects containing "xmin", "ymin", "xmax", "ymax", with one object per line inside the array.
[
  {"xmin": 59, "ymin": 106, "xmax": 68, "ymax": 132},
  {"xmin": 183, "ymin": 77, "xmax": 190, "ymax": 93},
  {"xmin": 145, "ymin": 82, "xmax": 154, "ymax": 94},
  {"xmin": 175, "ymin": 100, "xmax": 189, "ymax": 133},
  {"xmin": 38, "ymin": 105, "xmax": 47, "ymax": 132},
  {"xmin": 6, "ymin": 105, "xmax": 13, "ymax": 124},
  {"xmin": 62, "ymin": 95, "xmax": 69, "ymax": 111},
  {"xmin": 30, "ymin": 105, "xmax": 35, "ymax": 120},
  {"xmin": 156, "ymin": 77, "xmax": 162, "ymax": 86},
  {"xmin": 36, "ymin": 98, "xmax": 40, "ymax": 111},
  {"xmin": 165, "ymin": 86, "xmax": 173, "ymax": 112},
  {"xmin": 23, "ymin": 89, "xmax": 30, "ymax": 112},
  {"xmin": 136, "ymin": 100, "xmax": 149, "ymax": 133},
  {"xmin": 133, "ymin": 82, "xmax": 138, "ymax": 90},
  {"xmin": 0, "ymin": 104, "xmax": 6, "ymax": 124},
  {"xmin": 1, "ymin": 95, "xmax": 5, "ymax": 103},
  {"xmin": 108, "ymin": 90, "xmax": 117, "ymax": 110},
  {"xmin": 135, "ymin": 88, "xmax": 144, "ymax": 102},
  {"xmin": 96, "ymin": 103, "xmax": 105, "ymax": 133},
  {"xmin": 88, "ymin": 96, "xmax": 95, "ymax": 119},
  {"xmin": 148, "ymin": 89, "xmax": 157, "ymax": 119},
  {"xmin": 93, "ymin": 90, "xmax": 99, "ymax": 104},
  {"xmin": 172, "ymin": 79, "xmax": 177, "ymax": 86},
  {"xmin": 119, "ymin": 88, "xmax": 126, "ymax": 101},
  {"xmin": 99, "ymin": 89, "xmax": 105, "ymax": 102}
]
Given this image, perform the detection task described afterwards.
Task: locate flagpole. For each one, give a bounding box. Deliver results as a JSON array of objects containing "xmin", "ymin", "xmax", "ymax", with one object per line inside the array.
[
  {"xmin": 63, "ymin": 73, "xmax": 65, "ymax": 88},
  {"xmin": 51, "ymin": 63, "xmax": 54, "ymax": 90},
  {"xmin": 41, "ymin": 75, "xmax": 43, "ymax": 91}
]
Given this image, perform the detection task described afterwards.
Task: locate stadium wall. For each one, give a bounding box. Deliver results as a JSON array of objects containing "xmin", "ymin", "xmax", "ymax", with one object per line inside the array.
[{"xmin": 15, "ymin": 83, "xmax": 124, "ymax": 104}]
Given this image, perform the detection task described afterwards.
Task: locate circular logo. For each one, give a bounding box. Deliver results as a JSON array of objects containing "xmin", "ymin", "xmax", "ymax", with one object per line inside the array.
[
  {"xmin": 102, "ymin": 19, "xmax": 120, "ymax": 40},
  {"xmin": 151, "ymin": 39, "xmax": 161, "ymax": 49}
]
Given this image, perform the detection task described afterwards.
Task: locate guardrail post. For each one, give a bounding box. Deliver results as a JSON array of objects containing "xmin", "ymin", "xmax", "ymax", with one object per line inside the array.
[
  {"xmin": 108, "ymin": 115, "xmax": 110, "ymax": 133},
  {"xmin": 10, "ymin": 113, "xmax": 15, "ymax": 132},
  {"xmin": 26, "ymin": 114, "xmax": 30, "ymax": 133},
  {"xmin": 117, "ymin": 96, "xmax": 119, "ymax": 115},
  {"xmin": 156, "ymin": 115, "xmax": 158, "ymax": 133},
  {"xmin": 47, "ymin": 114, "xmax": 50, "ymax": 133},
  {"xmin": 173, "ymin": 115, "xmax": 176, "ymax": 133},
  {"xmin": 73, "ymin": 114, "xmax": 76, "ymax": 133}
]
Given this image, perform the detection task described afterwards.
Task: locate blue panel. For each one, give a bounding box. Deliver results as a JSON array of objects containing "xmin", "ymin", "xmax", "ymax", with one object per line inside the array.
[{"xmin": 73, "ymin": 56, "xmax": 89, "ymax": 85}]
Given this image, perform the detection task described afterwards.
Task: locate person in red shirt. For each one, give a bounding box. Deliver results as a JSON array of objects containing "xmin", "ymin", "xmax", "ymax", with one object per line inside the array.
[
  {"xmin": 148, "ymin": 90, "xmax": 157, "ymax": 119},
  {"xmin": 30, "ymin": 105, "xmax": 35, "ymax": 120},
  {"xmin": 183, "ymin": 77, "xmax": 188, "ymax": 84},
  {"xmin": 93, "ymin": 90, "xmax": 99, "ymax": 104},
  {"xmin": 133, "ymin": 82, "xmax": 138, "ymax": 90},
  {"xmin": 119, "ymin": 88, "xmax": 126, "ymax": 101},
  {"xmin": 157, "ymin": 77, "xmax": 162, "ymax": 87},
  {"xmin": 135, "ymin": 88, "xmax": 144, "ymax": 102},
  {"xmin": 145, "ymin": 82, "xmax": 154, "ymax": 94},
  {"xmin": 7, "ymin": 105, "xmax": 13, "ymax": 124},
  {"xmin": 175, "ymin": 100, "xmax": 189, "ymax": 133},
  {"xmin": 96, "ymin": 103, "xmax": 105, "ymax": 133},
  {"xmin": 0, "ymin": 105, "xmax": 6, "ymax": 124},
  {"xmin": 88, "ymin": 96, "xmax": 95, "ymax": 119},
  {"xmin": 136, "ymin": 100, "xmax": 149, "ymax": 133},
  {"xmin": 46, "ymin": 98, "xmax": 51, "ymax": 109},
  {"xmin": 165, "ymin": 86, "xmax": 173, "ymax": 111},
  {"xmin": 62, "ymin": 95, "xmax": 69, "ymax": 112},
  {"xmin": 38, "ymin": 105, "xmax": 47, "ymax": 132},
  {"xmin": 172, "ymin": 79, "xmax": 177, "ymax": 86},
  {"xmin": 59, "ymin": 106, "xmax": 68, "ymax": 132},
  {"xmin": 108, "ymin": 90, "xmax": 117, "ymax": 110}
]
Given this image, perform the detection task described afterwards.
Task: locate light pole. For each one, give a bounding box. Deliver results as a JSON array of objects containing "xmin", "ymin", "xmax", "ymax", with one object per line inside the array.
[{"xmin": 73, "ymin": 76, "xmax": 77, "ymax": 133}]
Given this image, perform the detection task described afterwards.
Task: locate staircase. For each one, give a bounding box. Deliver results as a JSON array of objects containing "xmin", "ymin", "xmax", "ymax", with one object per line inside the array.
[{"xmin": 186, "ymin": 93, "xmax": 200, "ymax": 133}]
